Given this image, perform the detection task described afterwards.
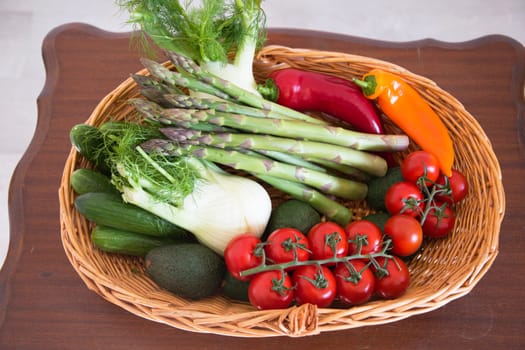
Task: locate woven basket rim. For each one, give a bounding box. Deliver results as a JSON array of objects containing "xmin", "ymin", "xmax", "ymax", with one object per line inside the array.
[{"xmin": 59, "ymin": 45, "xmax": 505, "ymax": 337}]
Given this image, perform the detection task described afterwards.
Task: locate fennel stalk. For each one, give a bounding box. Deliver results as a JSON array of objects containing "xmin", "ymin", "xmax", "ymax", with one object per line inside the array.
[{"xmin": 118, "ymin": 0, "xmax": 266, "ymax": 94}]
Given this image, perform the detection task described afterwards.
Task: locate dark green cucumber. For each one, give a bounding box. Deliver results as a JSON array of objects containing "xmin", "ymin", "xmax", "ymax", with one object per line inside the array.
[
  {"xmin": 70, "ymin": 168, "xmax": 119, "ymax": 195},
  {"xmin": 75, "ymin": 192, "xmax": 191, "ymax": 239},
  {"xmin": 91, "ymin": 225, "xmax": 176, "ymax": 256},
  {"xmin": 69, "ymin": 123, "xmax": 110, "ymax": 174}
]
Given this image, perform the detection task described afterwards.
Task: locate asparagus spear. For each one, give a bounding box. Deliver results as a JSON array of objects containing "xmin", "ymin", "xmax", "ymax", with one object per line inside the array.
[
  {"xmin": 158, "ymin": 126, "xmax": 371, "ymax": 181},
  {"xmin": 202, "ymin": 148, "xmax": 353, "ymax": 224},
  {"xmin": 234, "ymin": 148, "xmax": 327, "ymax": 173},
  {"xmin": 301, "ymin": 156, "xmax": 372, "ymax": 182},
  {"xmin": 232, "ymin": 148, "xmax": 370, "ymax": 183},
  {"xmin": 140, "ymin": 58, "xmax": 234, "ymax": 101},
  {"xmin": 254, "ymin": 174, "xmax": 353, "ymax": 226},
  {"xmin": 162, "ymin": 94, "xmax": 309, "ymax": 122},
  {"xmin": 226, "ymin": 150, "xmax": 354, "ymax": 223},
  {"xmin": 160, "ymin": 128, "xmax": 387, "ymax": 177},
  {"xmin": 143, "ymin": 56, "xmax": 325, "ymax": 125},
  {"xmin": 132, "ymin": 99, "xmax": 409, "ymax": 154},
  {"xmin": 252, "ymin": 149, "xmax": 329, "ymax": 173},
  {"xmin": 131, "ymin": 74, "xmax": 184, "ymax": 107},
  {"xmin": 140, "ymin": 139, "xmax": 368, "ymax": 201}
]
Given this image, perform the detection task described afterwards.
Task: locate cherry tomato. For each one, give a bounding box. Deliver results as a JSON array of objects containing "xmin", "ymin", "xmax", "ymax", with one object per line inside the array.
[
  {"xmin": 422, "ymin": 202, "xmax": 456, "ymax": 238},
  {"xmin": 435, "ymin": 169, "xmax": 469, "ymax": 204},
  {"xmin": 373, "ymin": 256, "xmax": 410, "ymax": 299},
  {"xmin": 292, "ymin": 265, "xmax": 337, "ymax": 307},
  {"xmin": 383, "ymin": 215, "xmax": 423, "ymax": 257},
  {"xmin": 308, "ymin": 222, "xmax": 348, "ymax": 261},
  {"xmin": 401, "ymin": 150, "xmax": 441, "ymax": 186},
  {"xmin": 248, "ymin": 270, "xmax": 294, "ymax": 310},
  {"xmin": 334, "ymin": 260, "xmax": 375, "ymax": 305},
  {"xmin": 224, "ymin": 234, "xmax": 263, "ymax": 281},
  {"xmin": 384, "ymin": 181, "xmax": 425, "ymax": 217},
  {"xmin": 265, "ymin": 228, "xmax": 310, "ymax": 265},
  {"xmin": 345, "ymin": 220, "xmax": 383, "ymax": 255}
]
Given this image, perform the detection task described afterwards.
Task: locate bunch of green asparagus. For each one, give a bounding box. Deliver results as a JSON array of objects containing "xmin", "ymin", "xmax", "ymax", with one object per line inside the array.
[{"xmin": 131, "ymin": 52, "xmax": 409, "ymax": 225}]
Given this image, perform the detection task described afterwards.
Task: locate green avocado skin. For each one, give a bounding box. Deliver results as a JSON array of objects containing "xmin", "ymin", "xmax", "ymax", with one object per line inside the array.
[
  {"xmin": 366, "ymin": 167, "xmax": 404, "ymax": 211},
  {"xmin": 263, "ymin": 199, "xmax": 322, "ymax": 240},
  {"xmin": 145, "ymin": 243, "xmax": 226, "ymax": 300}
]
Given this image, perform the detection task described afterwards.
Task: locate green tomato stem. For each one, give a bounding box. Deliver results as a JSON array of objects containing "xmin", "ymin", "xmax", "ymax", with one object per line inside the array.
[{"xmin": 239, "ymin": 241, "xmax": 394, "ymax": 278}]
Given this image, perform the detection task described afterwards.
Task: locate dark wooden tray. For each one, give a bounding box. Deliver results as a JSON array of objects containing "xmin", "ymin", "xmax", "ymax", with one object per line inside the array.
[{"xmin": 1, "ymin": 23, "xmax": 524, "ymax": 349}]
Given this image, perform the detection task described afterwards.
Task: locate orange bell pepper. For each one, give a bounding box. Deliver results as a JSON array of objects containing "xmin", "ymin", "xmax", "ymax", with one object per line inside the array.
[{"xmin": 354, "ymin": 69, "xmax": 454, "ymax": 177}]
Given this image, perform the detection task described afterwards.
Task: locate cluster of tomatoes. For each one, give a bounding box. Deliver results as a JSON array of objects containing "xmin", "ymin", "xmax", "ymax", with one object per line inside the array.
[
  {"xmin": 224, "ymin": 219, "xmax": 415, "ymax": 310},
  {"xmin": 224, "ymin": 150, "xmax": 469, "ymax": 310},
  {"xmin": 385, "ymin": 150, "xmax": 469, "ymax": 241}
]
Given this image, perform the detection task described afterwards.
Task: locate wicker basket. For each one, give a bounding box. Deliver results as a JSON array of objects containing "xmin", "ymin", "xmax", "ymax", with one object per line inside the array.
[{"xmin": 59, "ymin": 46, "xmax": 505, "ymax": 337}]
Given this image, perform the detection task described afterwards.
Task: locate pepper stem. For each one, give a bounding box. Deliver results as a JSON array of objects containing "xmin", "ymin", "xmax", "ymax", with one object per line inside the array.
[
  {"xmin": 352, "ymin": 76, "xmax": 377, "ymax": 97},
  {"xmin": 257, "ymin": 78, "xmax": 280, "ymax": 101}
]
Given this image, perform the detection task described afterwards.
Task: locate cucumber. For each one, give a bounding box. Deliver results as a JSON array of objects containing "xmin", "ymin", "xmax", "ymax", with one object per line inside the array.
[
  {"xmin": 91, "ymin": 225, "xmax": 176, "ymax": 256},
  {"xmin": 74, "ymin": 192, "xmax": 191, "ymax": 239},
  {"xmin": 69, "ymin": 124, "xmax": 110, "ymax": 174},
  {"xmin": 70, "ymin": 168, "xmax": 119, "ymax": 195},
  {"xmin": 366, "ymin": 167, "xmax": 404, "ymax": 211}
]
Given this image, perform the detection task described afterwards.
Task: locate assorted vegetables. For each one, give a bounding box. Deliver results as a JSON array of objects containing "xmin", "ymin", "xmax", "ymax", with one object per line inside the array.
[
  {"xmin": 132, "ymin": 53, "xmax": 408, "ymax": 224},
  {"xmin": 67, "ymin": 0, "xmax": 472, "ymax": 312}
]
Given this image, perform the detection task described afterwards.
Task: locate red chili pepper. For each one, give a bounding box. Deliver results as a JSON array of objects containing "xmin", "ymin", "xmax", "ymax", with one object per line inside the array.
[
  {"xmin": 258, "ymin": 68, "xmax": 384, "ymax": 134},
  {"xmin": 258, "ymin": 68, "xmax": 396, "ymax": 166}
]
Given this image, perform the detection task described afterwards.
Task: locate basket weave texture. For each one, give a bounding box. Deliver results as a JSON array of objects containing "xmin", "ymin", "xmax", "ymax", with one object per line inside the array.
[{"xmin": 59, "ymin": 46, "xmax": 505, "ymax": 337}]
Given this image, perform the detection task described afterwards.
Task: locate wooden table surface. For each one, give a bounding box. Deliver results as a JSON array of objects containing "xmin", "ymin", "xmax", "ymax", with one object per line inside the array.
[{"xmin": 1, "ymin": 23, "xmax": 524, "ymax": 349}]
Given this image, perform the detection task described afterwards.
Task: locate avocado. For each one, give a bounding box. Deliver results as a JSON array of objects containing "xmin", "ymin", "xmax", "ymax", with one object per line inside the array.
[
  {"xmin": 145, "ymin": 243, "xmax": 226, "ymax": 300},
  {"xmin": 362, "ymin": 212, "xmax": 391, "ymax": 233},
  {"xmin": 263, "ymin": 199, "xmax": 322, "ymax": 239},
  {"xmin": 366, "ymin": 167, "xmax": 404, "ymax": 211},
  {"xmin": 222, "ymin": 272, "xmax": 250, "ymax": 302}
]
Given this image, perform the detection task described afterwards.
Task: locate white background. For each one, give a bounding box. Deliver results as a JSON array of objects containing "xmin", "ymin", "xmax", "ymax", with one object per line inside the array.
[{"xmin": 1, "ymin": 0, "xmax": 524, "ymax": 268}]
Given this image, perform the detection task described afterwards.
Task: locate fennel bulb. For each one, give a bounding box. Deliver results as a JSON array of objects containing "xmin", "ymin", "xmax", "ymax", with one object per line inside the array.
[
  {"xmin": 121, "ymin": 157, "xmax": 271, "ymax": 255},
  {"xmin": 101, "ymin": 121, "xmax": 272, "ymax": 255},
  {"xmin": 172, "ymin": 167, "xmax": 271, "ymax": 254}
]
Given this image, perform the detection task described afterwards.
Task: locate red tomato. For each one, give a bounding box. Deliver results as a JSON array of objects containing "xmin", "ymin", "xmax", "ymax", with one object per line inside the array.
[
  {"xmin": 224, "ymin": 234, "xmax": 263, "ymax": 281},
  {"xmin": 435, "ymin": 169, "xmax": 469, "ymax": 204},
  {"xmin": 422, "ymin": 202, "xmax": 456, "ymax": 238},
  {"xmin": 292, "ymin": 265, "xmax": 337, "ymax": 307},
  {"xmin": 334, "ymin": 260, "xmax": 375, "ymax": 305},
  {"xmin": 308, "ymin": 222, "xmax": 348, "ymax": 261},
  {"xmin": 373, "ymin": 256, "xmax": 410, "ymax": 299},
  {"xmin": 383, "ymin": 215, "xmax": 423, "ymax": 257},
  {"xmin": 265, "ymin": 228, "xmax": 310, "ymax": 265},
  {"xmin": 248, "ymin": 270, "xmax": 294, "ymax": 310},
  {"xmin": 345, "ymin": 220, "xmax": 383, "ymax": 255},
  {"xmin": 384, "ymin": 181, "xmax": 425, "ymax": 217},
  {"xmin": 401, "ymin": 150, "xmax": 441, "ymax": 186}
]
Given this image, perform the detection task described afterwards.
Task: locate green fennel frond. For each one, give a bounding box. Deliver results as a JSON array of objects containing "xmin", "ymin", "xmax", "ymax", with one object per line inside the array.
[
  {"xmin": 99, "ymin": 121, "xmax": 196, "ymax": 206},
  {"xmin": 117, "ymin": 0, "xmax": 266, "ymax": 64}
]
